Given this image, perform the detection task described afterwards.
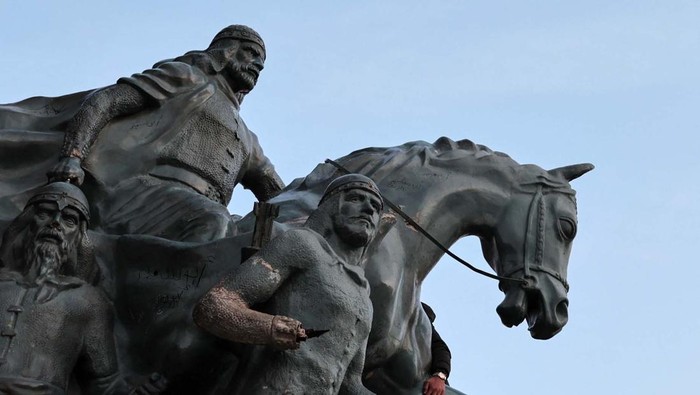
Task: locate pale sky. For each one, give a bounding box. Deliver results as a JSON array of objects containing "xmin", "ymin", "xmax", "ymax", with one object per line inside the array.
[{"xmin": 1, "ymin": 1, "xmax": 699, "ymax": 394}]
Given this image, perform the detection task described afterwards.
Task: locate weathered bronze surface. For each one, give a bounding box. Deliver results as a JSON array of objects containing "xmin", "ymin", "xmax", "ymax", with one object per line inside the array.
[
  {"xmin": 194, "ymin": 174, "xmax": 383, "ymax": 393},
  {"xmin": 0, "ymin": 182, "xmax": 166, "ymax": 394},
  {"xmin": 0, "ymin": 24, "xmax": 593, "ymax": 395},
  {"xmin": 1, "ymin": 137, "xmax": 590, "ymax": 394},
  {"xmin": 0, "ymin": 25, "xmax": 283, "ymax": 242}
]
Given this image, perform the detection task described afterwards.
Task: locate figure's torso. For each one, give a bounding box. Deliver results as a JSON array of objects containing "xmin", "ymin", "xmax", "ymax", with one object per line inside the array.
[
  {"xmin": 150, "ymin": 77, "xmax": 252, "ymax": 205},
  {"xmin": 235, "ymin": 230, "xmax": 373, "ymax": 394},
  {"xmin": 0, "ymin": 281, "xmax": 91, "ymax": 390},
  {"xmin": 115, "ymin": 62, "xmax": 256, "ymax": 205}
]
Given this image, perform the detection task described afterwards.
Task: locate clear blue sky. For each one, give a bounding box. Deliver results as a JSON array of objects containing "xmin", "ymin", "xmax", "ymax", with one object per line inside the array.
[{"xmin": 2, "ymin": 1, "xmax": 698, "ymax": 394}]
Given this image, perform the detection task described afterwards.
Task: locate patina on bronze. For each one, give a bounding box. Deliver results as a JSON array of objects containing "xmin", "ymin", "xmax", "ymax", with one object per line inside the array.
[
  {"xmin": 36, "ymin": 137, "xmax": 588, "ymax": 394},
  {"xmin": 0, "ymin": 182, "xmax": 166, "ymax": 394},
  {"xmin": 0, "ymin": 25, "xmax": 284, "ymax": 242},
  {"xmin": 0, "ymin": 23, "xmax": 594, "ymax": 393},
  {"xmin": 240, "ymin": 201, "xmax": 280, "ymax": 262},
  {"xmin": 248, "ymin": 138, "xmax": 592, "ymax": 393},
  {"xmin": 193, "ymin": 174, "xmax": 384, "ymax": 394}
]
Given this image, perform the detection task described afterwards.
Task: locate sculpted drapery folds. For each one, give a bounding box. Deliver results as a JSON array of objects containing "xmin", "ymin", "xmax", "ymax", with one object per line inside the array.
[
  {"xmin": 193, "ymin": 174, "xmax": 385, "ymax": 394},
  {"xmin": 0, "ymin": 25, "xmax": 284, "ymax": 242},
  {"xmin": 0, "ymin": 182, "xmax": 165, "ymax": 395}
]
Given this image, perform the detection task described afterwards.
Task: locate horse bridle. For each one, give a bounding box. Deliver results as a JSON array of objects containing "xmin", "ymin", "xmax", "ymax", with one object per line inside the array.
[
  {"xmin": 325, "ymin": 159, "xmax": 571, "ymax": 291},
  {"xmin": 499, "ymin": 185, "xmax": 570, "ymax": 292}
]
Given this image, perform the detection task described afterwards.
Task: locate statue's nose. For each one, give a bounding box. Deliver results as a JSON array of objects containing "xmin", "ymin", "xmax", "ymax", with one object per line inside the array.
[
  {"xmin": 253, "ymin": 58, "xmax": 264, "ymax": 72},
  {"xmin": 553, "ymin": 298, "xmax": 569, "ymax": 327},
  {"xmin": 50, "ymin": 212, "xmax": 62, "ymax": 228}
]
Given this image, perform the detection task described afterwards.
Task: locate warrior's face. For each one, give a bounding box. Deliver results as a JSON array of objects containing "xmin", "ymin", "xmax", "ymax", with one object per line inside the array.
[
  {"xmin": 23, "ymin": 202, "xmax": 83, "ymax": 279},
  {"xmin": 332, "ymin": 189, "xmax": 382, "ymax": 248},
  {"xmin": 228, "ymin": 41, "xmax": 265, "ymax": 93}
]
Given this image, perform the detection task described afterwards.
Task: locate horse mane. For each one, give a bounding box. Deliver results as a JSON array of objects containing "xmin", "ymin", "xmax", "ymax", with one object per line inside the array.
[
  {"xmin": 335, "ymin": 136, "xmax": 518, "ymax": 184},
  {"xmin": 285, "ymin": 136, "xmax": 571, "ymax": 196}
]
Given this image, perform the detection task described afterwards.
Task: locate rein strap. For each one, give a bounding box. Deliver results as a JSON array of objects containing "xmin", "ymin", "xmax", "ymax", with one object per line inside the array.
[{"xmin": 325, "ymin": 159, "xmax": 527, "ymax": 285}]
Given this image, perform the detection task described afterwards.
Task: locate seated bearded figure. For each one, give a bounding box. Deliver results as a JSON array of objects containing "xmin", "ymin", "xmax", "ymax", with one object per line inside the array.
[{"xmin": 0, "ymin": 182, "xmax": 165, "ymax": 395}]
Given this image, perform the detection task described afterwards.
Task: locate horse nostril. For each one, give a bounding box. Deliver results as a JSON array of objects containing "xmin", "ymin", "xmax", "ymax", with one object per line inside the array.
[
  {"xmin": 497, "ymin": 289, "xmax": 527, "ymax": 328},
  {"xmin": 555, "ymin": 299, "xmax": 569, "ymax": 324}
]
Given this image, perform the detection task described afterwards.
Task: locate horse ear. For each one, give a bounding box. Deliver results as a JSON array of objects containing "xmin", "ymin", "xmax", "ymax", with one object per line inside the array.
[{"xmin": 548, "ymin": 163, "xmax": 594, "ymax": 181}]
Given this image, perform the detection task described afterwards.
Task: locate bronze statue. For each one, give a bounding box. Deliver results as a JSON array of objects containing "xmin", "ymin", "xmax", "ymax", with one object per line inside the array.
[
  {"xmin": 0, "ymin": 182, "xmax": 166, "ymax": 394},
  {"xmin": 0, "ymin": 21, "xmax": 595, "ymax": 392},
  {"xmin": 194, "ymin": 174, "xmax": 384, "ymax": 394},
  {"xmin": 0, "ymin": 25, "xmax": 284, "ymax": 242},
  {"xmin": 78, "ymin": 137, "xmax": 590, "ymax": 394},
  {"xmin": 242, "ymin": 138, "xmax": 593, "ymax": 393}
]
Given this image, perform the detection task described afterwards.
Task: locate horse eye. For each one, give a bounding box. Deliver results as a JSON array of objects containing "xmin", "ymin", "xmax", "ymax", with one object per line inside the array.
[{"xmin": 558, "ymin": 217, "xmax": 577, "ymax": 240}]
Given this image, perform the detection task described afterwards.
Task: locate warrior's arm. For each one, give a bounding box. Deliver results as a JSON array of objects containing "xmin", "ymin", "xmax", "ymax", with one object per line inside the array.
[
  {"xmin": 76, "ymin": 290, "xmax": 133, "ymax": 394},
  {"xmin": 49, "ymin": 84, "xmax": 151, "ymax": 184},
  {"xmin": 62, "ymin": 84, "xmax": 149, "ymax": 160},
  {"xmin": 78, "ymin": 290, "xmax": 167, "ymax": 395},
  {"xmin": 240, "ymin": 131, "xmax": 285, "ymax": 201},
  {"xmin": 193, "ymin": 231, "xmax": 310, "ymax": 349}
]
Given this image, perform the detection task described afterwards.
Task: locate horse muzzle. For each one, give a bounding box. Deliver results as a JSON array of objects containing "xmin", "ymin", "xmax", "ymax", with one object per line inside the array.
[
  {"xmin": 497, "ymin": 277, "xmax": 569, "ymax": 339},
  {"xmin": 496, "ymin": 285, "xmax": 528, "ymax": 328}
]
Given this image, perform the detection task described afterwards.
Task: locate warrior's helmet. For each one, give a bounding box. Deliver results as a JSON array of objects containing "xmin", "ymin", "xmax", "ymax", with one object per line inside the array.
[
  {"xmin": 209, "ymin": 24, "xmax": 265, "ymax": 52},
  {"xmin": 319, "ymin": 174, "xmax": 383, "ymax": 210},
  {"xmin": 26, "ymin": 182, "xmax": 90, "ymax": 223}
]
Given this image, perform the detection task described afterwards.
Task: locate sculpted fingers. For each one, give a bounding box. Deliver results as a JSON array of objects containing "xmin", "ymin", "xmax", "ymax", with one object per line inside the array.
[
  {"xmin": 48, "ymin": 157, "xmax": 85, "ymax": 185},
  {"xmin": 270, "ymin": 315, "xmax": 304, "ymax": 350},
  {"xmin": 147, "ymin": 373, "xmax": 168, "ymax": 392},
  {"xmin": 129, "ymin": 373, "xmax": 168, "ymax": 394},
  {"xmin": 296, "ymin": 326, "xmax": 308, "ymax": 342}
]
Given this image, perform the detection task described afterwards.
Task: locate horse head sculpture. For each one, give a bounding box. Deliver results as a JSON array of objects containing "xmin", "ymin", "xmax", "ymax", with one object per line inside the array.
[{"xmin": 485, "ymin": 163, "xmax": 593, "ymax": 339}]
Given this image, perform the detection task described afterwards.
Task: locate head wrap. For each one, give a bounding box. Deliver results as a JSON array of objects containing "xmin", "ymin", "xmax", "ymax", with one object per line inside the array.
[
  {"xmin": 319, "ymin": 174, "xmax": 383, "ymax": 209},
  {"xmin": 210, "ymin": 24, "xmax": 265, "ymax": 52}
]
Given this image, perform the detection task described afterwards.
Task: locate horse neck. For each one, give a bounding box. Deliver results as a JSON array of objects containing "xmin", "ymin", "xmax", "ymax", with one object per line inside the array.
[{"xmin": 389, "ymin": 174, "xmax": 513, "ymax": 281}]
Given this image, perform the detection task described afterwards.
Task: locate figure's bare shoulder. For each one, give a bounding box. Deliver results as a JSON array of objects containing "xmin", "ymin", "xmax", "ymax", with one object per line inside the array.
[{"xmin": 259, "ymin": 227, "xmax": 328, "ymax": 270}]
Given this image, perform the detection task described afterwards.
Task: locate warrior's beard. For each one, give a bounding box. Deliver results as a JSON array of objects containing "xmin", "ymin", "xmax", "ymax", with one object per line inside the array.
[
  {"xmin": 23, "ymin": 237, "xmax": 70, "ymax": 281},
  {"xmin": 229, "ymin": 63, "xmax": 258, "ymax": 91},
  {"xmin": 333, "ymin": 215, "xmax": 375, "ymax": 249}
]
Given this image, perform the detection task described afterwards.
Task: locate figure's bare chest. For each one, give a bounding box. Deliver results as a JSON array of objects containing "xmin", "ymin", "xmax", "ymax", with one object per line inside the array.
[{"xmin": 270, "ymin": 262, "xmax": 372, "ymax": 332}]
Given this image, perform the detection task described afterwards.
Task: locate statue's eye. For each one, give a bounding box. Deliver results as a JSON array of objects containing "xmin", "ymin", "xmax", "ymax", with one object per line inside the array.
[
  {"xmin": 64, "ymin": 215, "xmax": 78, "ymax": 227},
  {"xmin": 558, "ymin": 217, "xmax": 577, "ymax": 241},
  {"xmin": 346, "ymin": 194, "xmax": 361, "ymax": 202},
  {"xmin": 37, "ymin": 210, "xmax": 50, "ymax": 219}
]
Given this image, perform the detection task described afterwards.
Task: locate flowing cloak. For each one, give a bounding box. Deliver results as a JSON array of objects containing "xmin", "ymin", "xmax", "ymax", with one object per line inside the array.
[
  {"xmin": 0, "ymin": 90, "xmax": 86, "ymax": 225},
  {"xmin": 0, "ymin": 61, "xmax": 280, "ymax": 237}
]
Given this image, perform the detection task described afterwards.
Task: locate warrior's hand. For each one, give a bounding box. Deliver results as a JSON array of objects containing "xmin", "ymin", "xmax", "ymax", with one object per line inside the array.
[
  {"xmin": 48, "ymin": 156, "xmax": 85, "ymax": 185},
  {"xmin": 270, "ymin": 315, "xmax": 306, "ymax": 350},
  {"xmin": 129, "ymin": 373, "xmax": 168, "ymax": 395}
]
